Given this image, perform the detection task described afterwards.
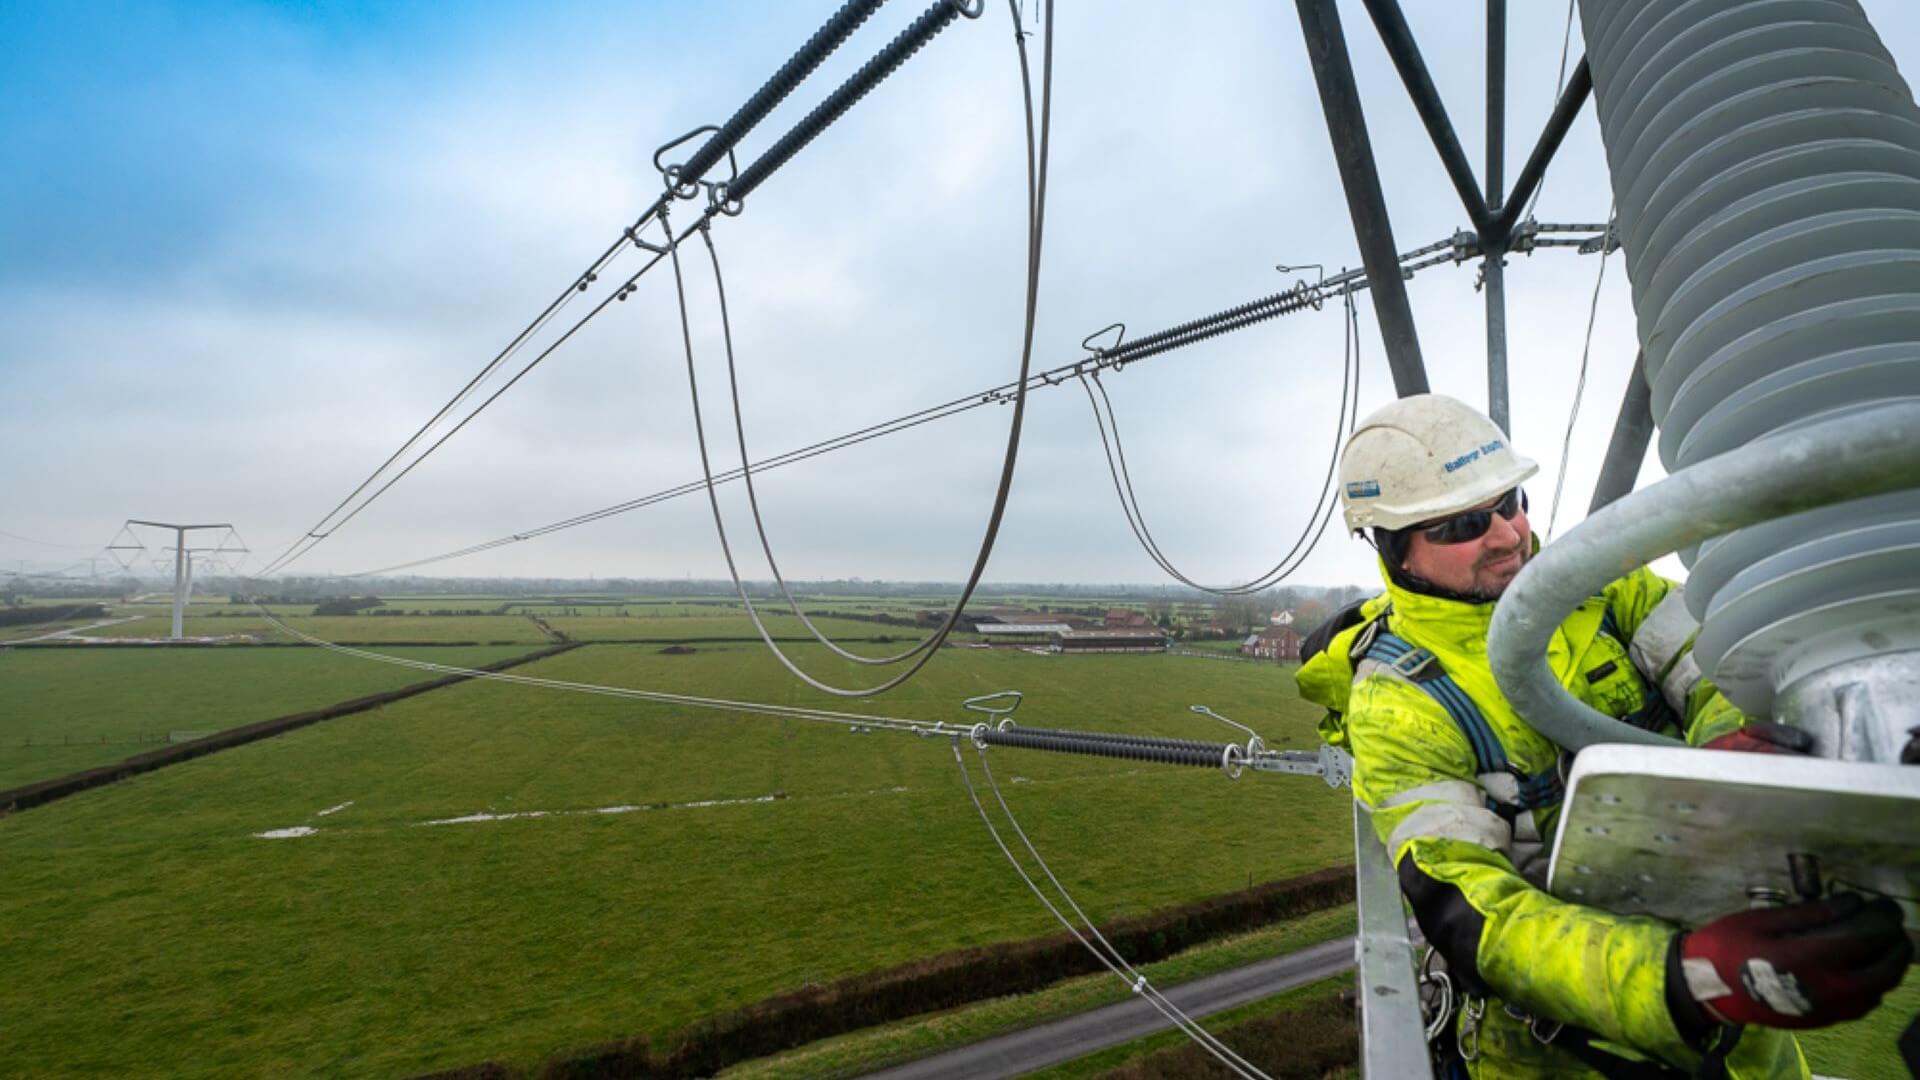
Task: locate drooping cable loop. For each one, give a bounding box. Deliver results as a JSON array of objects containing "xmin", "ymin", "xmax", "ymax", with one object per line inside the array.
[
  {"xmin": 333, "ymin": 230, "xmax": 1540, "ymax": 581},
  {"xmin": 695, "ymin": 225, "xmax": 938, "ymax": 666},
  {"xmin": 665, "ymin": 0, "xmax": 1054, "ymax": 697},
  {"xmin": 1080, "ymin": 291, "xmax": 1360, "ymax": 594}
]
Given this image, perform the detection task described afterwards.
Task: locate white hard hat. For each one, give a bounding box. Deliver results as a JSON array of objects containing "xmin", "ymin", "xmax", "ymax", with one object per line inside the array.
[{"xmin": 1338, "ymin": 393, "xmax": 1538, "ymax": 532}]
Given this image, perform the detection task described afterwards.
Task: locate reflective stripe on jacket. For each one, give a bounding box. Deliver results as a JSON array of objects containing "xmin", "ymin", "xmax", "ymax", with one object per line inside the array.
[{"xmin": 1296, "ymin": 562, "xmax": 1805, "ymax": 1078}]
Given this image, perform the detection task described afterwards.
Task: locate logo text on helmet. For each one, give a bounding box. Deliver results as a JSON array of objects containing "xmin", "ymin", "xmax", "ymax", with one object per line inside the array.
[
  {"xmin": 1442, "ymin": 438, "xmax": 1505, "ymax": 474},
  {"xmin": 1346, "ymin": 480, "xmax": 1381, "ymax": 498}
]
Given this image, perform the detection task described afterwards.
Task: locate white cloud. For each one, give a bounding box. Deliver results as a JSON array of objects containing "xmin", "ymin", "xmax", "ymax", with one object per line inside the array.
[{"xmin": 4, "ymin": 0, "xmax": 1917, "ymax": 588}]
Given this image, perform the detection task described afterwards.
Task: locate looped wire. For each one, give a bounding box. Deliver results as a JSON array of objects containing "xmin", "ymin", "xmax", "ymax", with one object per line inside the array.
[
  {"xmin": 1080, "ymin": 322, "xmax": 1126, "ymax": 355},
  {"xmin": 654, "ymin": 123, "xmax": 740, "ymax": 203},
  {"xmin": 1418, "ymin": 946, "xmax": 1456, "ymax": 1043}
]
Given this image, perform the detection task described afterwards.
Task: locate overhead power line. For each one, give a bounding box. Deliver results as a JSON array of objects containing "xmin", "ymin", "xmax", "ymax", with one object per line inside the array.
[
  {"xmin": 332, "ymin": 230, "xmax": 1476, "ymax": 581},
  {"xmin": 1078, "ymin": 291, "xmax": 1360, "ymax": 594},
  {"xmin": 664, "ymin": 0, "xmax": 1052, "ymax": 698},
  {"xmin": 0, "ymin": 529, "xmax": 94, "ymax": 550},
  {"xmin": 257, "ymin": 0, "xmax": 973, "ymax": 579}
]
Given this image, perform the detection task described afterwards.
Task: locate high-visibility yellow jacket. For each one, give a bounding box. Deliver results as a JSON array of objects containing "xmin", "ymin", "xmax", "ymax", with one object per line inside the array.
[{"xmin": 1297, "ymin": 563, "xmax": 1805, "ymax": 1077}]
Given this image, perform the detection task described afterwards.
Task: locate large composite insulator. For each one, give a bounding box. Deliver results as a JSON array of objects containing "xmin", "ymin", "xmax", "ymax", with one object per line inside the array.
[{"xmin": 1576, "ymin": 0, "xmax": 1920, "ymax": 756}]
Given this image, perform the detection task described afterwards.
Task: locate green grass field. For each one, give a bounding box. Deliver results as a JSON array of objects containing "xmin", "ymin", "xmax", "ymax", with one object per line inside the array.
[
  {"xmin": 0, "ymin": 643, "xmax": 1347, "ymax": 1077},
  {"xmin": 4, "ymin": 633, "xmax": 1909, "ymax": 1078},
  {"xmin": 0, "ymin": 645, "xmax": 530, "ymax": 788},
  {"xmin": 70, "ymin": 613, "xmax": 554, "ymax": 644},
  {"xmin": 547, "ymin": 612, "xmax": 924, "ymax": 644}
]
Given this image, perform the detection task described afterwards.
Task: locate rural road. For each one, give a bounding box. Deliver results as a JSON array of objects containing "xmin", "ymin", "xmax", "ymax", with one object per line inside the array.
[{"xmin": 859, "ymin": 936, "xmax": 1356, "ymax": 1080}]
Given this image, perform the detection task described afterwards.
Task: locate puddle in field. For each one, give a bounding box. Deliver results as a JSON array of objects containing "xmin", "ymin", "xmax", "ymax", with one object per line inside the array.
[
  {"xmin": 420, "ymin": 792, "xmax": 781, "ymax": 827},
  {"xmin": 255, "ymin": 775, "xmax": 1148, "ymax": 841}
]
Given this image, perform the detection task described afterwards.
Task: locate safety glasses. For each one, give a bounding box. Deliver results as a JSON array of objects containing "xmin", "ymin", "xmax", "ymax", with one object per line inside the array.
[{"xmin": 1421, "ymin": 488, "xmax": 1527, "ymax": 546}]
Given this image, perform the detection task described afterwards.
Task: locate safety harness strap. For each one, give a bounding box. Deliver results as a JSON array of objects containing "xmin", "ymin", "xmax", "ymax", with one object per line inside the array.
[{"xmin": 1364, "ymin": 629, "xmax": 1563, "ymax": 812}]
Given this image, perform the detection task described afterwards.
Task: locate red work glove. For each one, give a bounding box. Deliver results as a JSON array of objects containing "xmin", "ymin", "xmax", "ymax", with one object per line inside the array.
[
  {"xmin": 1671, "ymin": 894, "xmax": 1913, "ymax": 1031},
  {"xmin": 1703, "ymin": 720, "xmax": 1814, "ymax": 755}
]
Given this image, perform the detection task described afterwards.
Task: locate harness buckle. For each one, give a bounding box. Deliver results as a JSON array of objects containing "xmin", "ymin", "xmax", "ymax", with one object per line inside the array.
[{"xmin": 1459, "ymin": 995, "xmax": 1487, "ymax": 1063}]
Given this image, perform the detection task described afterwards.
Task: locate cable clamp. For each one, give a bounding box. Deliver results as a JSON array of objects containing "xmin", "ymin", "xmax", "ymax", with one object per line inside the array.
[
  {"xmin": 1510, "ymin": 217, "xmax": 1541, "ymax": 255},
  {"xmin": 1131, "ymin": 974, "xmax": 1147, "ymax": 994},
  {"xmin": 1449, "ymin": 228, "xmax": 1481, "ymax": 264},
  {"xmin": 652, "ymin": 124, "xmax": 738, "ymax": 204},
  {"xmin": 624, "ymin": 225, "xmax": 667, "ymax": 255},
  {"xmin": 969, "ymin": 722, "xmax": 990, "ymax": 750}
]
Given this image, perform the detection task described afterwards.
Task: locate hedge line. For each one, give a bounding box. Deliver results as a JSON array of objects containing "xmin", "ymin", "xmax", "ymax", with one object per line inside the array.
[
  {"xmin": 0, "ymin": 603, "xmax": 108, "ymax": 628},
  {"xmin": 422, "ymin": 865, "xmax": 1354, "ymax": 1080},
  {"xmin": 1094, "ymin": 985, "xmax": 1357, "ymax": 1079},
  {"xmin": 0, "ymin": 642, "xmax": 582, "ymax": 816}
]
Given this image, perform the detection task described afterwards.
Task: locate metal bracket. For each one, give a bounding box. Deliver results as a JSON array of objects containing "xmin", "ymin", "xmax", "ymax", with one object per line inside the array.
[
  {"xmin": 1576, "ymin": 222, "xmax": 1619, "ymax": 255},
  {"xmin": 1449, "ymin": 228, "xmax": 1482, "ymax": 263},
  {"xmin": 1547, "ymin": 744, "xmax": 1920, "ymax": 933}
]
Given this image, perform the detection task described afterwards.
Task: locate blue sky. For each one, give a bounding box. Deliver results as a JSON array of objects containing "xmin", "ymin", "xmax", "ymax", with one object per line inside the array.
[{"xmin": 3, "ymin": 1, "xmax": 1917, "ymax": 587}]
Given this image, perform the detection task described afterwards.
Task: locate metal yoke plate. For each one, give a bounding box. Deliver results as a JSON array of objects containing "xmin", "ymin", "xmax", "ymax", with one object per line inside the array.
[{"xmin": 1547, "ymin": 745, "xmax": 1920, "ymax": 937}]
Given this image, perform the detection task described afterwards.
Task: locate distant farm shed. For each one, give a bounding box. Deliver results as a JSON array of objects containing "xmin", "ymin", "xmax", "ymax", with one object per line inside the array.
[
  {"xmin": 976, "ymin": 623, "xmax": 1075, "ymax": 645},
  {"xmin": 1055, "ymin": 629, "xmax": 1168, "ymax": 653}
]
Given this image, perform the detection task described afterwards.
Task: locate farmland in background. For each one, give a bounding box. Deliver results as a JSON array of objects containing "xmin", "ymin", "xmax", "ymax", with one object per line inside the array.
[
  {"xmin": 0, "ymin": 645, "xmax": 528, "ymax": 788},
  {"xmin": 0, "ymin": 640, "xmax": 1346, "ymax": 1076},
  {"xmin": 12, "ymin": 591, "xmax": 1897, "ymax": 1078}
]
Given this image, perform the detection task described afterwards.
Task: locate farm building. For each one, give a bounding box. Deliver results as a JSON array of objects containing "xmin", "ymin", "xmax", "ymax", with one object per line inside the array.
[
  {"xmin": 1240, "ymin": 625, "xmax": 1302, "ymax": 662},
  {"xmin": 1055, "ymin": 629, "xmax": 1168, "ymax": 653},
  {"xmin": 975, "ymin": 622, "xmax": 1075, "ymax": 646},
  {"xmin": 956, "ymin": 609, "xmax": 1092, "ymax": 632}
]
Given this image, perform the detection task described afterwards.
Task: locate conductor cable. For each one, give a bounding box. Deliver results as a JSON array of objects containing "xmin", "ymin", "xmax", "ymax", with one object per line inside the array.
[
  {"xmin": 665, "ymin": 0, "xmax": 1054, "ymax": 697},
  {"xmin": 1079, "ymin": 291, "xmax": 1359, "ymax": 594},
  {"xmin": 260, "ymin": 213, "xmax": 705, "ymax": 577},
  {"xmin": 696, "ymin": 224, "xmax": 937, "ymax": 666},
  {"xmin": 339, "ymin": 240, "xmax": 1484, "ymax": 581},
  {"xmin": 260, "ymin": 0, "xmax": 913, "ymax": 578},
  {"xmin": 255, "ymin": 229, "xmax": 641, "ymax": 577},
  {"xmin": 1545, "ymin": 204, "xmax": 1613, "ymax": 541},
  {"xmin": 254, "ymin": 605, "xmax": 956, "ymax": 735},
  {"xmin": 951, "ymin": 741, "xmax": 1271, "ymax": 1080}
]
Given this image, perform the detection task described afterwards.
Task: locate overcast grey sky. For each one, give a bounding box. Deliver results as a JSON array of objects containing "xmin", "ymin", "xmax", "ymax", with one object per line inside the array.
[{"xmin": 4, "ymin": 1, "xmax": 1916, "ymax": 588}]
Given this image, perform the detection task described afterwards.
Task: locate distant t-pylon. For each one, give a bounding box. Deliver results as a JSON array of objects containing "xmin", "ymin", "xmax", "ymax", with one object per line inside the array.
[{"xmin": 110, "ymin": 521, "xmax": 248, "ymax": 640}]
